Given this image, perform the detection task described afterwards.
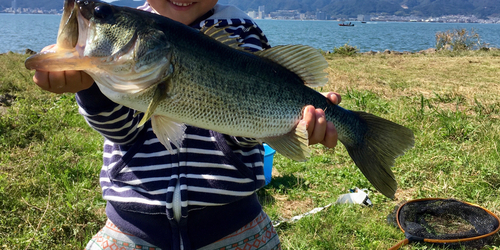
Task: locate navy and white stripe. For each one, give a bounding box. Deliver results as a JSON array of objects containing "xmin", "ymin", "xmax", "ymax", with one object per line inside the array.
[{"xmin": 76, "ymin": 3, "xmax": 272, "ymax": 249}]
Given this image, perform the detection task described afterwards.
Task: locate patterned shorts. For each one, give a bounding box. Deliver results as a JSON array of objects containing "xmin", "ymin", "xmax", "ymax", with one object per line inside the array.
[{"xmin": 85, "ymin": 211, "xmax": 281, "ymax": 250}]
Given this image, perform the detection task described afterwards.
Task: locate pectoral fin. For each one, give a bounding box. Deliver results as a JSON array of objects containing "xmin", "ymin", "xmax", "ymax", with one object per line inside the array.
[
  {"xmin": 263, "ymin": 121, "xmax": 310, "ymax": 162},
  {"xmin": 135, "ymin": 66, "xmax": 183, "ymax": 152},
  {"xmin": 137, "ymin": 77, "xmax": 171, "ymax": 127}
]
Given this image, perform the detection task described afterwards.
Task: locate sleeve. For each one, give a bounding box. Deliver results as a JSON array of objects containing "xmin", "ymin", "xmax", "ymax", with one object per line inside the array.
[
  {"xmin": 226, "ymin": 20, "xmax": 271, "ymax": 52},
  {"xmin": 76, "ymin": 83, "xmax": 146, "ymax": 145}
]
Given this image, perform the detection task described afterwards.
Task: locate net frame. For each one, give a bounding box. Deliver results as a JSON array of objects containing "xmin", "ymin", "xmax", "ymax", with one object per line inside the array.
[{"xmin": 389, "ymin": 198, "xmax": 500, "ymax": 250}]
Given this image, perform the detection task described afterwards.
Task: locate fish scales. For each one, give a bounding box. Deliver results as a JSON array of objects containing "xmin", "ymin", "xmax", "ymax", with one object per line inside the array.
[
  {"xmin": 163, "ymin": 42, "xmax": 315, "ymax": 138},
  {"xmin": 25, "ymin": 0, "xmax": 415, "ymax": 198}
]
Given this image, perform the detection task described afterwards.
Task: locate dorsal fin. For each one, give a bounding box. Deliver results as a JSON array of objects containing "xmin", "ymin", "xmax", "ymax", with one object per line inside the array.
[
  {"xmin": 200, "ymin": 22, "xmax": 247, "ymax": 51},
  {"xmin": 255, "ymin": 45, "xmax": 329, "ymax": 87},
  {"xmin": 200, "ymin": 25, "xmax": 328, "ymax": 87}
]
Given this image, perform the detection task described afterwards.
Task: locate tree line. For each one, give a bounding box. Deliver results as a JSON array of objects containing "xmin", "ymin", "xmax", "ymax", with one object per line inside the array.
[{"xmin": 2, "ymin": 0, "xmax": 498, "ymax": 18}]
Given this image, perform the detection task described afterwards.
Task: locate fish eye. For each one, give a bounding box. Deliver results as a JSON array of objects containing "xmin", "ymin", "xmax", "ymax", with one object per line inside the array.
[
  {"xmin": 75, "ymin": 0, "xmax": 89, "ymax": 6},
  {"xmin": 94, "ymin": 5, "xmax": 113, "ymax": 19}
]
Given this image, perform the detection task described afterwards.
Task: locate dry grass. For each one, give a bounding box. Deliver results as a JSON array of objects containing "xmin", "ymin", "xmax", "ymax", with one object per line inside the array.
[{"xmin": 326, "ymin": 53, "xmax": 500, "ymax": 107}]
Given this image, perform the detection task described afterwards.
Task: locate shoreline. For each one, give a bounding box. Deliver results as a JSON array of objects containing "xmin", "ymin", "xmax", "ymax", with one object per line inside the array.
[
  {"xmin": 3, "ymin": 46, "xmax": 499, "ymax": 57},
  {"xmin": 1, "ymin": 12, "xmax": 499, "ymax": 24}
]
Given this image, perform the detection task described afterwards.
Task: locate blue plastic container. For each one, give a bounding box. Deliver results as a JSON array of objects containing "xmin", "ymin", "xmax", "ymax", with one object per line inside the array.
[{"xmin": 263, "ymin": 144, "xmax": 276, "ymax": 185}]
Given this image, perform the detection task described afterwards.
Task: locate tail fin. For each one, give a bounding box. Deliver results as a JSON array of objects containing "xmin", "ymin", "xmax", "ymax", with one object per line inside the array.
[{"xmin": 342, "ymin": 111, "xmax": 414, "ymax": 199}]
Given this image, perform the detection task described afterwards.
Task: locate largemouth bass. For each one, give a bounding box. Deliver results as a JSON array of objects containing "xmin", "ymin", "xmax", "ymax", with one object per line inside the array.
[{"xmin": 25, "ymin": 0, "xmax": 414, "ymax": 198}]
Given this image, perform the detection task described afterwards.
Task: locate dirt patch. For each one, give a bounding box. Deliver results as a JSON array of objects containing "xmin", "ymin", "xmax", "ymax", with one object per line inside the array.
[
  {"xmin": 0, "ymin": 93, "xmax": 16, "ymax": 116},
  {"xmin": 0, "ymin": 93, "xmax": 16, "ymax": 106},
  {"xmin": 271, "ymin": 165, "xmax": 281, "ymax": 178},
  {"xmin": 268, "ymin": 169, "xmax": 318, "ymax": 218},
  {"xmin": 273, "ymin": 194, "xmax": 314, "ymax": 218},
  {"xmin": 394, "ymin": 188, "xmax": 417, "ymax": 201},
  {"xmin": 0, "ymin": 106, "xmax": 7, "ymax": 115}
]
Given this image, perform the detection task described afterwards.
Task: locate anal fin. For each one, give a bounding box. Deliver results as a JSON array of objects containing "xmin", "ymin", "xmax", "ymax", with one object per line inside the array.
[{"xmin": 263, "ymin": 121, "xmax": 310, "ymax": 162}]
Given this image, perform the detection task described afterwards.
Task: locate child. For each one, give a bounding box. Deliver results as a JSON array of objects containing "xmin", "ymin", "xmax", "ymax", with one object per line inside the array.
[{"xmin": 33, "ymin": 0, "xmax": 341, "ymax": 249}]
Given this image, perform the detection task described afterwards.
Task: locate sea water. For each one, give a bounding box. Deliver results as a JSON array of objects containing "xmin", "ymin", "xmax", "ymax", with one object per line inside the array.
[{"xmin": 1, "ymin": 13, "xmax": 499, "ymax": 54}]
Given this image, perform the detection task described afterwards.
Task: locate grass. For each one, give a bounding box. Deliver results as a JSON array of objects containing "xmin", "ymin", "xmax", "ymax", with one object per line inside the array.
[
  {"xmin": 0, "ymin": 52, "xmax": 105, "ymax": 249},
  {"xmin": 332, "ymin": 43, "xmax": 359, "ymax": 56},
  {"xmin": 1, "ymin": 50, "xmax": 500, "ymax": 249},
  {"xmin": 435, "ymin": 28, "xmax": 487, "ymax": 51}
]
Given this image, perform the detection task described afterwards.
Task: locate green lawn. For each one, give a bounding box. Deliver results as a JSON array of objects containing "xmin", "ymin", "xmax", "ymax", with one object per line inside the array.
[{"xmin": 1, "ymin": 50, "xmax": 499, "ymax": 249}]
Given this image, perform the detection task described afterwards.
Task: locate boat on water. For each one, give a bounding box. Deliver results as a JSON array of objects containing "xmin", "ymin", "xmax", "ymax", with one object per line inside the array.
[{"xmin": 339, "ymin": 22, "xmax": 355, "ymax": 26}]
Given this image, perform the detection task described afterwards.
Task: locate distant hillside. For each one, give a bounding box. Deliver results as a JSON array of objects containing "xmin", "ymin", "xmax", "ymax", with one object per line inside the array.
[
  {"xmin": 2, "ymin": 0, "xmax": 498, "ymax": 18},
  {"xmin": 0, "ymin": 0, "xmax": 143, "ymax": 11},
  {"xmin": 218, "ymin": 0, "xmax": 499, "ymax": 18}
]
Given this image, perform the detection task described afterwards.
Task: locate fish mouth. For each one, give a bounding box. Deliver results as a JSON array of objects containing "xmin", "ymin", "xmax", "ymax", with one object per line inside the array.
[
  {"xmin": 24, "ymin": 0, "xmax": 93, "ymax": 71},
  {"xmin": 25, "ymin": 0, "xmax": 127, "ymax": 72}
]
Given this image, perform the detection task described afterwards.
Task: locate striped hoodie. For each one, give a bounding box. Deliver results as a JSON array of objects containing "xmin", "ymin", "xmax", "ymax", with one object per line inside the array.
[{"xmin": 76, "ymin": 3, "xmax": 272, "ymax": 250}]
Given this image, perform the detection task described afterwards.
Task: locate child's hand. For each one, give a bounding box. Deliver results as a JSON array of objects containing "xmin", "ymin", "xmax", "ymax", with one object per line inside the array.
[
  {"xmin": 302, "ymin": 92, "xmax": 341, "ymax": 148},
  {"xmin": 32, "ymin": 44, "xmax": 94, "ymax": 94}
]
